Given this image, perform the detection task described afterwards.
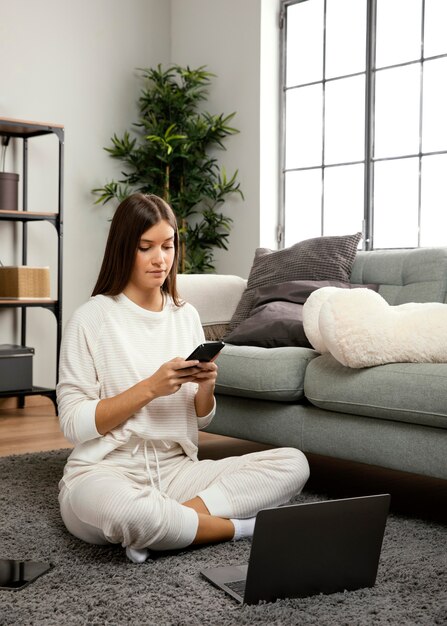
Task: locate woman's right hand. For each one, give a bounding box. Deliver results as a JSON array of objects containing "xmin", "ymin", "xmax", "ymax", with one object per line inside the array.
[{"xmin": 144, "ymin": 357, "xmax": 201, "ymax": 399}]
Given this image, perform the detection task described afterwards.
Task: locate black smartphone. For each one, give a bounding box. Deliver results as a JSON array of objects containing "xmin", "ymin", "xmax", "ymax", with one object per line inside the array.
[
  {"xmin": 0, "ymin": 559, "xmax": 52, "ymax": 590},
  {"xmin": 186, "ymin": 341, "xmax": 225, "ymax": 362}
]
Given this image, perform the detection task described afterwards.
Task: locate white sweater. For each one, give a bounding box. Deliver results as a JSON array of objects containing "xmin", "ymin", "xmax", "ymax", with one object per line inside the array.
[{"xmin": 56, "ymin": 293, "xmax": 215, "ymax": 465}]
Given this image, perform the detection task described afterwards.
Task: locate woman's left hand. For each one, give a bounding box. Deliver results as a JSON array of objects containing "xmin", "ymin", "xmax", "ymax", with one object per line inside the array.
[
  {"xmin": 190, "ymin": 361, "xmax": 218, "ymax": 418},
  {"xmin": 191, "ymin": 361, "xmax": 218, "ymax": 391}
]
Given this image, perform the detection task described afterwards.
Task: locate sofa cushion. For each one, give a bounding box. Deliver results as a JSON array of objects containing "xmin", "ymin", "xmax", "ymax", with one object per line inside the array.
[
  {"xmin": 227, "ymin": 232, "xmax": 362, "ymax": 331},
  {"xmin": 177, "ymin": 273, "xmax": 247, "ymax": 341},
  {"xmin": 350, "ymin": 247, "xmax": 447, "ymax": 304},
  {"xmin": 215, "ymin": 344, "xmax": 319, "ymax": 401},
  {"xmin": 304, "ymin": 353, "xmax": 447, "ymax": 429},
  {"xmin": 177, "ymin": 273, "xmax": 247, "ymax": 324}
]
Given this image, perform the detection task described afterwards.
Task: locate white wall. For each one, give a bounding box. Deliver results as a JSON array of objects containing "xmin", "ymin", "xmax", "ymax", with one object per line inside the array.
[
  {"xmin": 259, "ymin": 0, "xmax": 281, "ymax": 250},
  {"xmin": 0, "ymin": 0, "xmax": 171, "ymax": 388},
  {"xmin": 171, "ymin": 0, "xmax": 280, "ymax": 278},
  {"xmin": 0, "ymin": 0, "xmax": 279, "ymax": 391}
]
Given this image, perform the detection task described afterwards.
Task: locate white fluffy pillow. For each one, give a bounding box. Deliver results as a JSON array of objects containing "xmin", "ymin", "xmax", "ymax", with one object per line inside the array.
[
  {"xmin": 302, "ymin": 287, "xmax": 340, "ymax": 353},
  {"xmin": 303, "ymin": 287, "xmax": 447, "ymax": 368}
]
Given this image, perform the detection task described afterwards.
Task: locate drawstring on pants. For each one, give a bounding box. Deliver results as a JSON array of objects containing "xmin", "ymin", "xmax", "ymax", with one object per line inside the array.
[{"xmin": 132, "ymin": 440, "xmax": 164, "ymax": 493}]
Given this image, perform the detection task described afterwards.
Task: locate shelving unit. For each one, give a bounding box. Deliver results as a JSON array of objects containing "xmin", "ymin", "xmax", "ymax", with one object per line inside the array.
[{"xmin": 0, "ymin": 117, "xmax": 64, "ymax": 410}]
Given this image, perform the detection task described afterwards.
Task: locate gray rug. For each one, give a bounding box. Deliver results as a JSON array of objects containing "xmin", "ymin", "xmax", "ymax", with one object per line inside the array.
[{"xmin": 0, "ymin": 449, "xmax": 446, "ymax": 626}]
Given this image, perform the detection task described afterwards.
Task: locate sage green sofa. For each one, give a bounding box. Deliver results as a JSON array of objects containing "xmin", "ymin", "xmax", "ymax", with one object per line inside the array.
[{"xmin": 178, "ymin": 248, "xmax": 447, "ymax": 481}]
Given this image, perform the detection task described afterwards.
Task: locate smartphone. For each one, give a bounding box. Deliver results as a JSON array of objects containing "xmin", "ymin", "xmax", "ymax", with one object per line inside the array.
[
  {"xmin": 186, "ymin": 341, "xmax": 225, "ymax": 362},
  {"xmin": 0, "ymin": 559, "xmax": 52, "ymax": 590}
]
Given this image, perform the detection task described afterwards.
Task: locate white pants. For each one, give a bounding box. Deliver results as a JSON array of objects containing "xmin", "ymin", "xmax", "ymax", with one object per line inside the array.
[{"xmin": 59, "ymin": 443, "xmax": 310, "ymax": 552}]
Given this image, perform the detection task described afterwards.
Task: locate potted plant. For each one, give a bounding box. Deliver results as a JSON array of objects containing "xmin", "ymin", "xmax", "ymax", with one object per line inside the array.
[
  {"xmin": 93, "ymin": 64, "xmax": 243, "ymax": 273},
  {"xmin": 0, "ymin": 137, "xmax": 19, "ymax": 212}
]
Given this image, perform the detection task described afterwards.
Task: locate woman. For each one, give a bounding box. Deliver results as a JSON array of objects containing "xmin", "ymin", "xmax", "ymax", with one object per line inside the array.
[{"xmin": 57, "ymin": 193, "xmax": 310, "ymax": 563}]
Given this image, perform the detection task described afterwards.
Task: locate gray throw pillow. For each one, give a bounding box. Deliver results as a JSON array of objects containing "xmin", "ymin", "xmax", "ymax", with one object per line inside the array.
[
  {"xmin": 224, "ymin": 300, "xmax": 311, "ymax": 348},
  {"xmin": 224, "ymin": 279, "xmax": 376, "ymax": 349},
  {"xmin": 227, "ymin": 232, "xmax": 362, "ymax": 332}
]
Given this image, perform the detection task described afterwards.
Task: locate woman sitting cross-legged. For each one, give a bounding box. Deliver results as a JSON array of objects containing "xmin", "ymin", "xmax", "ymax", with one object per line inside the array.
[{"xmin": 57, "ymin": 192, "xmax": 310, "ymax": 563}]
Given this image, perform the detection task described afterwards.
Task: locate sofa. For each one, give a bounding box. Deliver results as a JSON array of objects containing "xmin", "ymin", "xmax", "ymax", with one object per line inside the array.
[{"xmin": 178, "ymin": 247, "xmax": 447, "ymax": 483}]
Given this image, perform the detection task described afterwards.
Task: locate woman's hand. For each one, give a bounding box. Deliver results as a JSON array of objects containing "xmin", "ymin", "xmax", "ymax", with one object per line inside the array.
[
  {"xmin": 146, "ymin": 357, "xmax": 203, "ymax": 399},
  {"xmin": 189, "ymin": 361, "xmax": 218, "ymax": 391},
  {"xmin": 152, "ymin": 359, "xmax": 218, "ymax": 418},
  {"xmin": 189, "ymin": 361, "xmax": 218, "ymax": 417},
  {"xmin": 144, "ymin": 357, "xmax": 217, "ymax": 419},
  {"xmin": 148, "ymin": 358, "xmax": 217, "ymax": 418}
]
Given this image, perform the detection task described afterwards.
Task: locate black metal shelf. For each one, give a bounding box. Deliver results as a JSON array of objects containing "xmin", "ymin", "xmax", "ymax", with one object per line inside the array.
[
  {"xmin": 0, "ymin": 117, "xmax": 64, "ymax": 411},
  {"xmin": 0, "ymin": 299, "xmax": 59, "ymax": 315},
  {"xmin": 0, "ymin": 386, "xmax": 56, "ymax": 404},
  {"xmin": 0, "ymin": 117, "xmax": 64, "ymax": 141},
  {"xmin": 0, "ymin": 210, "xmax": 59, "ymax": 226}
]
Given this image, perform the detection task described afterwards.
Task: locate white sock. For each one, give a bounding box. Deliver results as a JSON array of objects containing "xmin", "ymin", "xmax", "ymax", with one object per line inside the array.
[
  {"xmin": 230, "ymin": 516, "xmax": 257, "ymax": 541},
  {"xmin": 126, "ymin": 546, "xmax": 149, "ymax": 564}
]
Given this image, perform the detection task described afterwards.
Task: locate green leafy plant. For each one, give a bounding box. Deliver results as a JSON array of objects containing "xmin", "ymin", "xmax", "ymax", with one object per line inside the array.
[{"xmin": 93, "ymin": 64, "xmax": 243, "ymax": 273}]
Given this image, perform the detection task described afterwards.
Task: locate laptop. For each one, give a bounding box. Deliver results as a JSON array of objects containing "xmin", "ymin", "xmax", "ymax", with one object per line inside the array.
[{"xmin": 201, "ymin": 493, "xmax": 390, "ymax": 605}]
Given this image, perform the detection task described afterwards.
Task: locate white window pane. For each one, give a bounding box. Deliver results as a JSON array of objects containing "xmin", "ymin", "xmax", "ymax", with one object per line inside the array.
[
  {"xmin": 286, "ymin": 0, "xmax": 324, "ymax": 86},
  {"xmin": 325, "ymin": 0, "xmax": 367, "ymax": 78},
  {"xmin": 422, "ymin": 58, "xmax": 447, "ymax": 153},
  {"xmin": 284, "ymin": 169, "xmax": 322, "ymax": 246},
  {"xmin": 373, "ymin": 159, "xmax": 419, "ymax": 248},
  {"xmin": 424, "ymin": 0, "xmax": 447, "ymax": 57},
  {"xmin": 325, "ymin": 76, "xmax": 365, "ymax": 165},
  {"xmin": 323, "ymin": 165, "xmax": 364, "ymax": 236},
  {"xmin": 375, "ymin": 65, "xmax": 420, "ymax": 159},
  {"xmin": 285, "ymin": 85, "xmax": 323, "ymax": 169},
  {"xmin": 376, "ymin": 0, "xmax": 422, "ymax": 68},
  {"xmin": 420, "ymin": 155, "xmax": 447, "ymax": 247}
]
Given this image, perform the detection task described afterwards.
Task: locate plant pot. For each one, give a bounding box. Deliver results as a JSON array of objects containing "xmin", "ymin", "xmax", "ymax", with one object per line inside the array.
[{"xmin": 0, "ymin": 172, "xmax": 19, "ymax": 211}]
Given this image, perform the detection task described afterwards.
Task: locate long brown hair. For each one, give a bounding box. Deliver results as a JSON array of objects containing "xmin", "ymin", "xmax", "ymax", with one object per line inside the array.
[{"xmin": 92, "ymin": 193, "xmax": 182, "ymax": 306}]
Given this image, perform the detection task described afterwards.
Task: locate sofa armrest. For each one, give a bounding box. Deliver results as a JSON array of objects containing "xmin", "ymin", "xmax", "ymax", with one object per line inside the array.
[{"xmin": 177, "ymin": 274, "xmax": 247, "ymax": 326}]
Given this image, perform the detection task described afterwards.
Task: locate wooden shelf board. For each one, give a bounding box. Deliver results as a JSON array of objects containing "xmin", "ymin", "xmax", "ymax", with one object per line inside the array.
[
  {"xmin": 0, "ymin": 298, "xmax": 57, "ymax": 306},
  {"xmin": 0, "ymin": 210, "xmax": 57, "ymax": 217},
  {"xmin": 0, "ymin": 210, "xmax": 58, "ymax": 221},
  {"xmin": 0, "ymin": 116, "xmax": 64, "ymax": 136}
]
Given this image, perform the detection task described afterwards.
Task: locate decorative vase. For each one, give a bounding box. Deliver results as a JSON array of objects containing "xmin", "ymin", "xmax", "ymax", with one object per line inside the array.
[{"xmin": 0, "ymin": 172, "xmax": 19, "ymax": 211}]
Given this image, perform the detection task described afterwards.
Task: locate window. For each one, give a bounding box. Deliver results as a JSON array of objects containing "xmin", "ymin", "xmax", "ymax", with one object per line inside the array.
[{"xmin": 280, "ymin": 0, "xmax": 447, "ymax": 249}]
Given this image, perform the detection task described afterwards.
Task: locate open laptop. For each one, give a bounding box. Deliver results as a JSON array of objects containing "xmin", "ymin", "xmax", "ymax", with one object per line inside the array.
[{"xmin": 201, "ymin": 493, "xmax": 390, "ymax": 605}]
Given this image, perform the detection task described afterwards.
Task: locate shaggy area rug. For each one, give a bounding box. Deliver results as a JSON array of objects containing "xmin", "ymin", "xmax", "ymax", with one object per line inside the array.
[{"xmin": 0, "ymin": 449, "xmax": 446, "ymax": 626}]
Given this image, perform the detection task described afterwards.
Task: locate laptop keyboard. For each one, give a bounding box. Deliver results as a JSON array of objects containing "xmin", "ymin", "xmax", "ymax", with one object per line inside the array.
[{"xmin": 225, "ymin": 579, "xmax": 246, "ymax": 597}]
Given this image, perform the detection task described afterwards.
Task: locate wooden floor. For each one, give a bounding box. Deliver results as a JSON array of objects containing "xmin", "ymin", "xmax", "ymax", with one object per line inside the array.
[
  {"xmin": 1, "ymin": 396, "xmax": 446, "ymax": 523},
  {"xmin": 0, "ymin": 401, "xmax": 71, "ymax": 457}
]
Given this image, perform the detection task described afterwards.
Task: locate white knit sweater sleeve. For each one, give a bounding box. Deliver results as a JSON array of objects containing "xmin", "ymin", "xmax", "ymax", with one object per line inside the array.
[{"xmin": 57, "ymin": 300, "xmax": 104, "ymax": 445}]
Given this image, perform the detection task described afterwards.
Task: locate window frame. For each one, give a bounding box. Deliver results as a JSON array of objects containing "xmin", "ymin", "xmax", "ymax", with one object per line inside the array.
[{"xmin": 279, "ymin": 0, "xmax": 447, "ymax": 251}]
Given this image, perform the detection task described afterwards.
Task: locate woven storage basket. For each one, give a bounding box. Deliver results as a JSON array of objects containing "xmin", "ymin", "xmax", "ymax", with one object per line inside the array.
[{"xmin": 0, "ymin": 266, "xmax": 50, "ymax": 298}]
